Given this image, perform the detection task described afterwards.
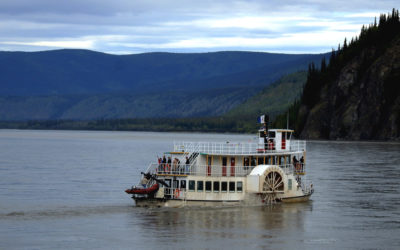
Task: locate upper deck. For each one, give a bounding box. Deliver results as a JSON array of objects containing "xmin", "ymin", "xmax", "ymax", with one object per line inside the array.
[{"xmin": 173, "ymin": 140, "xmax": 306, "ymax": 156}]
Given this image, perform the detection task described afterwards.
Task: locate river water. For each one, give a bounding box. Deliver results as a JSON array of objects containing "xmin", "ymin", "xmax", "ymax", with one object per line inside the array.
[{"xmin": 0, "ymin": 130, "xmax": 399, "ymax": 249}]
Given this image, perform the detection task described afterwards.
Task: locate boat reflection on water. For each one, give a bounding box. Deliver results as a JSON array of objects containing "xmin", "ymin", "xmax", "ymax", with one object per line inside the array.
[{"xmin": 129, "ymin": 202, "xmax": 313, "ymax": 248}]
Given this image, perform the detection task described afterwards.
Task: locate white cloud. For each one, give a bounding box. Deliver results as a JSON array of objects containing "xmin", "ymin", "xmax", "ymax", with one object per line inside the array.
[
  {"xmin": 114, "ymin": 29, "xmax": 359, "ymax": 51},
  {"xmin": 1, "ymin": 40, "xmax": 94, "ymax": 49},
  {"xmin": 345, "ymin": 12, "xmax": 383, "ymax": 18}
]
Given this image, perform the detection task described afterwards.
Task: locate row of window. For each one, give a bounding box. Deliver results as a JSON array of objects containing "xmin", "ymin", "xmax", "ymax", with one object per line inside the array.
[
  {"xmin": 170, "ymin": 179, "xmax": 292, "ymax": 191},
  {"xmin": 216, "ymin": 155, "xmax": 292, "ymax": 168},
  {"xmin": 188, "ymin": 180, "xmax": 243, "ymax": 193}
]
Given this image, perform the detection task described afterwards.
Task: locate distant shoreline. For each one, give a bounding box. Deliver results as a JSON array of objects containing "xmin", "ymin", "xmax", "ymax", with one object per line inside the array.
[
  {"xmin": 1, "ymin": 119, "xmax": 399, "ymax": 142},
  {"xmin": 0, "ymin": 118, "xmax": 257, "ymax": 134}
]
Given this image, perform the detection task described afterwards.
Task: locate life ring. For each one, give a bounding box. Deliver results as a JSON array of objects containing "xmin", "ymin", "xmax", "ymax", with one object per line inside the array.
[{"xmin": 174, "ymin": 189, "xmax": 180, "ymax": 199}]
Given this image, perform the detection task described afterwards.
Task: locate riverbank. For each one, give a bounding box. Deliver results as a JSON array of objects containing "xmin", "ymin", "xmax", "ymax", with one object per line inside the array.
[{"xmin": 0, "ymin": 117, "xmax": 258, "ymax": 134}]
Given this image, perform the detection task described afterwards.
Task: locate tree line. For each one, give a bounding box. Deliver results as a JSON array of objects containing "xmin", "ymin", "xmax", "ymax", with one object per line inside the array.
[{"xmin": 0, "ymin": 117, "xmax": 260, "ymax": 133}]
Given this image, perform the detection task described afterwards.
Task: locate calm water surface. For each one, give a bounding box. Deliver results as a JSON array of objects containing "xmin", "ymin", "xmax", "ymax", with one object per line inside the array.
[{"xmin": 0, "ymin": 130, "xmax": 399, "ymax": 249}]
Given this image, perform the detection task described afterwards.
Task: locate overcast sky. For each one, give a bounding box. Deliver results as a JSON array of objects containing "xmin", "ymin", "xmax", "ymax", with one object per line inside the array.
[{"xmin": 0, "ymin": 0, "xmax": 397, "ymax": 54}]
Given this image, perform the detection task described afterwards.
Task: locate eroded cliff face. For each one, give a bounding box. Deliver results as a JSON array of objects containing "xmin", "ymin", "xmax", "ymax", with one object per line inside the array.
[{"xmin": 299, "ymin": 37, "xmax": 400, "ymax": 140}]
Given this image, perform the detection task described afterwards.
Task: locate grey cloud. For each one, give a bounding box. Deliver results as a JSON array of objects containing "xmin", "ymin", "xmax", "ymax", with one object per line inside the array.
[
  {"xmin": 1, "ymin": 0, "xmax": 397, "ymax": 17},
  {"xmin": 0, "ymin": 0, "xmax": 398, "ymax": 53}
]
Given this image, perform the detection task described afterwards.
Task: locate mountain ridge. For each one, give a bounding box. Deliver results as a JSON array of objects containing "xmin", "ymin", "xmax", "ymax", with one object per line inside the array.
[
  {"xmin": 0, "ymin": 49, "xmax": 327, "ymax": 120},
  {"xmin": 0, "ymin": 49, "xmax": 325, "ymax": 96}
]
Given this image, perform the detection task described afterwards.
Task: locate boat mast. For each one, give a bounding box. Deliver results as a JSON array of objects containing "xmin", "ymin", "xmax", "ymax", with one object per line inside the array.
[{"xmin": 286, "ymin": 112, "xmax": 289, "ymax": 130}]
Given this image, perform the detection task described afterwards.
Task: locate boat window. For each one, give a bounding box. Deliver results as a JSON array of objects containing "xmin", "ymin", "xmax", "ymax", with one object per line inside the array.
[
  {"xmin": 229, "ymin": 182, "xmax": 235, "ymax": 192},
  {"xmin": 205, "ymin": 181, "xmax": 212, "ymax": 192},
  {"xmin": 237, "ymin": 181, "xmax": 243, "ymax": 192},
  {"xmin": 286, "ymin": 155, "xmax": 291, "ymax": 164},
  {"xmin": 173, "ymin": 180, "xmax": 179, "ymax": 188},
  {"xmin": 197, "ymin": 181, "xmax": 204, "ymax": 192},
  {"xmin": 279, "ymin": 156, "xmax": 285, "ymax": 165},
  {"xmin": 188, "ymin": 180, "xmax": 195, "ymax": 191},
  {"xmin": 268, "ymin": 131, "xmax": 276, "ymax": 138},
  {"xmin": 258, "ymin": 157, "xmax": 264, "ymax": 165},
  {"xmin": 251, "ymin": 157, "xmax": 256, "ymax": 166},
  {"xmin": 222, "ymin": 157, "xmax": 227, "ymax": 166},
  {"xmin": 213, "ymin": 181, "xmax": 220, "ymax": 192},
  {"xmin": 165, "ymin": 179, "xmax": 171, "ymax": 188},
  {"xmin": 288, "ymin": 179, "xmax": 292, "ymax": 190},
  {"xmin": 221, "ymin": 182, "xmax": 227, "ymax": 192},
  {"xmin": 243, "ymin": 157, "xmax": 250, "ymax": 167},
  {"xmin": 180, "ymin": 180, "xmax": 186, "ymax": 189}
]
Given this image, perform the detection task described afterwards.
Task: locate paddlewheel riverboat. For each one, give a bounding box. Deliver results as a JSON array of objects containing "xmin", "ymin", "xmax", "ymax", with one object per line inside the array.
[{"xmin": 125, "ymin": 115, "xmax": 313, "ymax": 207}]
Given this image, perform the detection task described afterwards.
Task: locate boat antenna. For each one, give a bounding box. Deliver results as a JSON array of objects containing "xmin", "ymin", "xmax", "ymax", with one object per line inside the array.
[{"xmin": 286, "ymin": 111, "xmax": 289, "ymax": 129}]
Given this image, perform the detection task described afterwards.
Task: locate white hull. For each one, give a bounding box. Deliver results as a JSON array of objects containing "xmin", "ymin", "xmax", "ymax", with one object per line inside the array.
[{"xmin": 133, "ymin": 191, "xmax": 313, "ymax": 208}]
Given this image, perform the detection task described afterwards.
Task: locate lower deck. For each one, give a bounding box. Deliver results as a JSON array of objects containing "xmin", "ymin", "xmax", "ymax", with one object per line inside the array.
[{"xmin": 132, "ymin": 164, "xmax": 313, "ymax": 207}]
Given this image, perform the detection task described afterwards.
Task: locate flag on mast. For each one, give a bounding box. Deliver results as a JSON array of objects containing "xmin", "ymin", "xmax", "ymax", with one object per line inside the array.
[{"xmin": 257, "ymin": 115, "xmax": 265, "ymax": 124}]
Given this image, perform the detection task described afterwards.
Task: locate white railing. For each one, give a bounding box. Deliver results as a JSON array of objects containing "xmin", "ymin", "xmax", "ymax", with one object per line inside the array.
[
  {"xmin": 280, "ymin": 163, "xmax": 306, "ymax": 175},
  {"xmin": 290, "ymin": 140, "xmax": 307, "ymax": 152},
  {"xmin": 172, "ymin": 141, "xmax": 201, "ymax": 167},
  {"xmin": 173, "ymin": 140, "xmax": 306, "ymax": 155},
  {"xmin": 173, "ymin": 141, "xmax": 200, "ymax": 154},
  {"xmin": 146, "ymin": 163, "xmax": 306, "ymax": 177},
  {"xmin": 152, "ymin": 163, "xmax": 251, "ymax": 177}
]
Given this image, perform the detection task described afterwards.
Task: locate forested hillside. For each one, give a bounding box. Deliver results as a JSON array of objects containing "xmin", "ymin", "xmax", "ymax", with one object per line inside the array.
[
  {"xmin": 226, "ymin": 71, "xmax": 306, "ymax": 119},
  {"xmin": 0, "ymin": 50, "xmax": 325, "ymax": 120},
  {"xmin": 275, "ymin": 9, "xmax": 400, "ymax": 140},
  {"xmin": 0, "ymin": 70, "xmax": 307, "ymax": 132}
]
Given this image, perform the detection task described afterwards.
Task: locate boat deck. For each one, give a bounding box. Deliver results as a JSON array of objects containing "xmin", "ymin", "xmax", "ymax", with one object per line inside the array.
[
  {"xmin": 149, "ymin": 163, "xmax": 306, "ymax": 177},
  {"xmin": 173, "ymin": 140, "xmax": 306, "ymax": 156}
]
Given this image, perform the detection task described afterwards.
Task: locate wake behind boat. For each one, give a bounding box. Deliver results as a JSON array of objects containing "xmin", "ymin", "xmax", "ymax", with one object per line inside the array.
[{"xmin": 125, "ymin": 115, "xmax": 313, "ymax": 207}]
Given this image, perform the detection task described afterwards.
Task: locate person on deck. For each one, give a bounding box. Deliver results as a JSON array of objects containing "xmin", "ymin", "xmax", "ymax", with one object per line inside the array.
[
  {"xmin": 167, "ymin": 156, "xmax": 172, "ymax": 173},
  {"xmin": 300, "ymin": 156, "xmax": 304, "ymax": 172},
  {"xmin": 293, "ymin": 156, "xmax": 300, "ymax": 171},
  {"xmin": 172, "ymin": 158, "xmax": 180, "ymax": 173},
  {"xmin": 158, "ymin": 157, "xmax": 162, "ymax": 172},
  {"xmin": 162, "ymin": 155, "xmax": 167, "ymax": 172},
  {"xmin": 268, "ymin": 139, "xmax": 275, "ymax": 150}
]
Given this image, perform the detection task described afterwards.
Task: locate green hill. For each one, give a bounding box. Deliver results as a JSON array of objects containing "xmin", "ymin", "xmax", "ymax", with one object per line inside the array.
[
  {"xmin": 0, "ymin": 70, "xmax": 308, "ymax": 133},
  {"xmin": 225, "ymin": 71, "xmax": 307, "ymax": 120}
]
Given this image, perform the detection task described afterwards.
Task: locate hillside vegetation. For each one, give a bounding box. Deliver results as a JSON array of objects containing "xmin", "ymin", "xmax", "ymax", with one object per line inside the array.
[
  {"xmin": 0, "ymin": 70, "xmax": 307, "ymax": 133},
  {"xmin": 0, "ymin": 50, "xmax": 325, "ymax": 120},
  {"xmin": 275, "ymin": 9, "xmax": 400, "ymax": 140},
  {"xmin": 226, "ymin": 71, "xmax": 306, "ymax": 119}
]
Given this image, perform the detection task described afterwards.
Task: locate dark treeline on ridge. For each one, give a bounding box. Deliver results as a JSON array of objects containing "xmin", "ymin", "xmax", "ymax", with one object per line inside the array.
[
  {"xmin": 274, "ymin": 9, "xmax": 400, "ymax": 140},
  {"xmin": 0, "ymin": 117, "xmax": 257, "ymax": 133}
]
